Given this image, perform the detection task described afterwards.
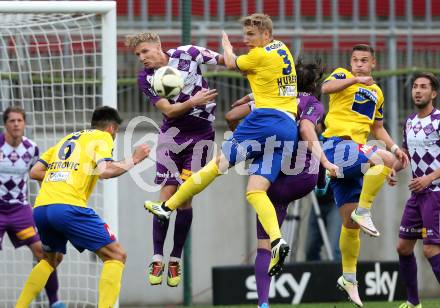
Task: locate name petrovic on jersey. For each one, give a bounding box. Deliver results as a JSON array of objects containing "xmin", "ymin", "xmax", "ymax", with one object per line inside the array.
[{"xmin": 47, "ymin": 161, "xmax": 80, "ymax": 171}]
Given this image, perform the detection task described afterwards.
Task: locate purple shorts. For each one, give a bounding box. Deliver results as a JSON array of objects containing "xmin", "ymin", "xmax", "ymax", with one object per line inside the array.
[
  {"xmin": 257, "ymin": 172, "xmax": 318, "ymax": 239},
  {"xmin": 155, "ymin": 128, "xmax": 215, "ymax": 186},
  {"xmin": 0, "ymin": 205, "xmax": 40, "ymax": 249},
  {"xmin": 399, "ymin": 190, "xmax": 440, "ymax": 245}
]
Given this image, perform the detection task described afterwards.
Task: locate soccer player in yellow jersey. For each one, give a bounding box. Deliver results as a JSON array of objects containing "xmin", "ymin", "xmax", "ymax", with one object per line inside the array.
[
  {"xmin": 144, "ymin": 13, "xmax": 338, "ymax": 277},
  {"xmin": 321, "ymin": 44, "xmax": 409, "ymax": 306},
  {"xmin": 16, "ymin": 106, "xmax": 150, "ymax": 308}
]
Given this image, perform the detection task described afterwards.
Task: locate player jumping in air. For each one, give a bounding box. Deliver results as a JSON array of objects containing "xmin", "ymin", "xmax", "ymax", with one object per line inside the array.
[
  {"xmin": 145, "ymin": 14, "xmax": 337, "ymax": 276},
  {"xmin": 126, "ymin": 32, "xmax": 224, "ymax": 287},
  {"xmin": 225, "ymin": 59, "xmax": 338, "ymax": 308},
  {"xmin": 321, "ymin": 44, "xmax": 409, "ymax": 306}
]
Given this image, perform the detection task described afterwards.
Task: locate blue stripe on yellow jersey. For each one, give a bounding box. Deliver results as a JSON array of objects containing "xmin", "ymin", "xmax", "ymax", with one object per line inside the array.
[
  {"xmin": 35, "ymin": 129, "xmax": 114, "ymax": 208},
  {"xmin": 236, "ymin": 40, "xmax": 298, "ymax": 115},
  {"xmin": 322, "ymin": 68, "xmax": 384, "ymax": 144}
]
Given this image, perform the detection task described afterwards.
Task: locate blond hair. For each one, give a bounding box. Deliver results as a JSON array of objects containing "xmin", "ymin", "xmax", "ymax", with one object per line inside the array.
[
  {"xmin": 240, "ymin": 14, "xmax": 273, "ymax": 36},
  {"xmin": 125, "ymin": 32, "xmax": 161, "ymax": 48}
]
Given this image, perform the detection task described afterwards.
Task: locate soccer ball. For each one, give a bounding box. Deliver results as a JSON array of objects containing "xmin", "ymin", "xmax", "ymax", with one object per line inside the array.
[{"xmin": 152, "ymin": 66, "xmax": 184, "ymax": 98}]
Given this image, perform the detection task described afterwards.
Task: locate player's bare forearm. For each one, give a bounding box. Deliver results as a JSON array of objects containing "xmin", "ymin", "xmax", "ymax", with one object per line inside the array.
[
  {"xmin": 223, "ymin": 51, "xmax": 237, "ymax": 70},
  {"xmin": 98, "ymin": 160, "xmax": 134, "ymax": 179},
  {"xmin": 155, "ymin": 98, "xmax": 194, "ymax": 118},
  {"xmin": 225, "ymin": 103, "xmax": 251, "ymax": 131},
  {"xmin": 98, "ymin": 145, "xmax": 150, "ymax": 179},
  {"xmin": 299, "ymin": 120, "xmax": 325, "ymax": 164},
  {"xmin": 221, "ymin": 31, "xmax": 237, "ymax": 69},
  {"xmin": 217, "ymin": 55, "xmax": 226, "ymax": 66},
  {"xmin": 321, "ymin": 78, "xmax": 358, "ymax": 94},
  {"xmin": 371, "ymin": 121, "xmax": 395, "ymax": 150},
  {"xmin": 427, "ymin": 168, "xmax": 440, "ymax": 182},
  {"xmin": 29, "ymin": 161, "xmax": 47, "ymax": 181}
]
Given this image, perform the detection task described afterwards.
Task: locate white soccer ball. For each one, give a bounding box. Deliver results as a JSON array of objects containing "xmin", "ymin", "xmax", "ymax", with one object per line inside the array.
[{"xmin": 152, "ymin": 66, "xmax": 184, "ymax": 98}]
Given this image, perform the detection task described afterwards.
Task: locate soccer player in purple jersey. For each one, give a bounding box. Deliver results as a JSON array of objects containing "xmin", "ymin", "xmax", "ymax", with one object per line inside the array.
[
  {"xmin": 388, "ymin": 73, "xmax": 440, "ymax": 308},
  {"xmin": 125, "ymin": 32, "xmax": 224, "ymax": 287},
  {"xmin": 0, "ymin": 107, "xmax": 64, "ymax": 308},
  {"xmin": 226, "ymin": 60, "xmax": 336, "ymax": 308}
]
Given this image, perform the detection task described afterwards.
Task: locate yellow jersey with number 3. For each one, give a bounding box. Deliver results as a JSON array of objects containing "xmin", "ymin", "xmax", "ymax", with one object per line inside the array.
[
  {"xmin": 322, "ymin": 68, "xmax": 384, "ymax": 144},
  {"xmin": 236, "ymin": 40, "xmax": 297, "ymax": 115},
  {"xmin": 34, "ymin": 129, "xmax": 114, "ymax": 208}
]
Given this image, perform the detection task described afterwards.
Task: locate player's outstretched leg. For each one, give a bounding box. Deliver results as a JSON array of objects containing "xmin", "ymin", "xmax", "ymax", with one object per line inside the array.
[
  {"xmin": 144, "ymin": 159, "xmax": 221, "ymax": 216},
  {"xmin": 352, "ymin": 151, "xmax": 393, "ymax": 237}
]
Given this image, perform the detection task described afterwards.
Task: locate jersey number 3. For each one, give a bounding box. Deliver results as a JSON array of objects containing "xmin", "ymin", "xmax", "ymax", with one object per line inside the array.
[{"xmin": 277, "ymin": 49, "xmax": 292, "ymax": 75}]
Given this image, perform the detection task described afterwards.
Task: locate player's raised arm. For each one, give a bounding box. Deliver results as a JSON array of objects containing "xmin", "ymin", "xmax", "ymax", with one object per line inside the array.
[
  {"xmin": 97, "ymin": 144, "xmax": 150, "ymax": 179},
  {"xmin": 222, "ymin": 31, "xmax": 237, "ymax": 70},
  {"xmin": 299, "ymin": 119, "xmax": 339, "ymax": 177}
]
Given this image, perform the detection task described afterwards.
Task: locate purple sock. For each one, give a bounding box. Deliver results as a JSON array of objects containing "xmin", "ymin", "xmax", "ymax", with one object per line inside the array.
[
  {"xmin": 428, "ymin": 253, "xmax": 440, "ymax": 284},
  {"xmin": 255, "ymin": 248, "xmax": 271, "ymax": 306},
  {"xmin": 44, "ymin": 270, "xmax": 59, "ymax": 306},
  {"xmin": 153, "ymin": 215, "xmax": 170, "ymax": 256},
  {"xmin": 170, "ymin": 208, "xmax": 193, "ymax": 258},
  {"xmin": 399, "ymin": 253, "xmax": 419, "ymax": 305}
]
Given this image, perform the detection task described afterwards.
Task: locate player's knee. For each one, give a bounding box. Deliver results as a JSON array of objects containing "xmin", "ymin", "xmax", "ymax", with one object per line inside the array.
[
  {"xmin": 45, "ymin": 254, "xmax": 63, "ymax": 268},
  {"xmin": 396, "ymin": 241, "xmax": 413, "ymax": 256},
  {"xmin": 422, "ymin": 245, "xmax": 440, "ymax": 259},
  {"xmin": 377, "ymin": 149, "xmax": 395, "ymax": 168},
  {"xmin": 114, "ymin": 249, "xmax": 127, "ymax": 264}
]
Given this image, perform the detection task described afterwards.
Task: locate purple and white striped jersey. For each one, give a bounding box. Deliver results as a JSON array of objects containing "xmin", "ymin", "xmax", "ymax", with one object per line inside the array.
[
  {"xmin": 403, "ymin": 109, "xmax": 440, "ymax": 191},
  {"xmin": 0, "ymin": 133, "xmax": 39, "ymax": 207},
  {"xmin": 138, "ymin": 45, "xmax": 221, "ymax": 133}
]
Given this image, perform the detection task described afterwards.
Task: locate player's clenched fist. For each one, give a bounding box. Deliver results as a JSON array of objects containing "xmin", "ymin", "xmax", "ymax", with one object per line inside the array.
[{"xmin": 132, "ymin": 144, "xmax": 151, "ymax": 165}]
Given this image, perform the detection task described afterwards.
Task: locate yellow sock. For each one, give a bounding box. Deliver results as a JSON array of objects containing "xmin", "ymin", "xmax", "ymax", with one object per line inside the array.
[
  {"xmin": 340, "ymin": 226, "xmax": 360, "ymax": 273},
  {"xmin": 16, "ymin": 259, "xmax": 54, "ymax": 308},
  {"xmin": 246, "ymin": 190, "xmax": 281, "ymax": 242},
  {"xmin": 166, "ymin": 159, "xmax": 220, "ymax": 210},
  {"xmin": 359, "ymin": 165, "xmax": 392, "ymax": 210},
  {"xmin": 98, "ymin": 260, "xmax": 125, "ymax": 308}
]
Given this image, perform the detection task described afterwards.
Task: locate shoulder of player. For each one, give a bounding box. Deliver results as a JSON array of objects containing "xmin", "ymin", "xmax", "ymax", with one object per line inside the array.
[
  {"xmin": 21, "ymin": 136, "xmax": 38, "ymax": 149},
  {"xmin": 405, "ymin": 112, "xmax": 418, "ymax": 123},
  {"xmin": 138, "ymin": 68, "xmax": 154, "ymax": 81},
  {"xmin": 168, "ymin": 45, "xmax": 207, "ymax": 60}
]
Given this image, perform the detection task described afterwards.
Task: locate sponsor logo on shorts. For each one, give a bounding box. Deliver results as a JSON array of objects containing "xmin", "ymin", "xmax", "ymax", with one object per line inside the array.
[
  {"xmin": 47, "ymin": 171, "xmax": 70, "ymax": 182},
  {"xmin": 358, "ymin": 144, "xmax": 374, "ymax": 155},
  {"xmin": 104, "ymin": 223, "xmax": 116, "ymax": 241}
]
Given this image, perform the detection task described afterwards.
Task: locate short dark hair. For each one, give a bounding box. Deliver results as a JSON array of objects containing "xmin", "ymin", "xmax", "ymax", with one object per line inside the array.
[
  {"xmin": 91, "ymin": 106, "xmax": 123, "ymax": 129},
  {"xmin": 295, "ymin": 58, "xmax": 324, "ymax": 96},
  {"xmin": 352, "ymin": 44, "xmax": 375, "ymax": 57},
  {"xmin": 3, "ymin": 106, "xmax": 26, "ymax": 124},
  {"xmin": 412, "ymin": 72, "xmax": 440, "ymax": 92}
]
